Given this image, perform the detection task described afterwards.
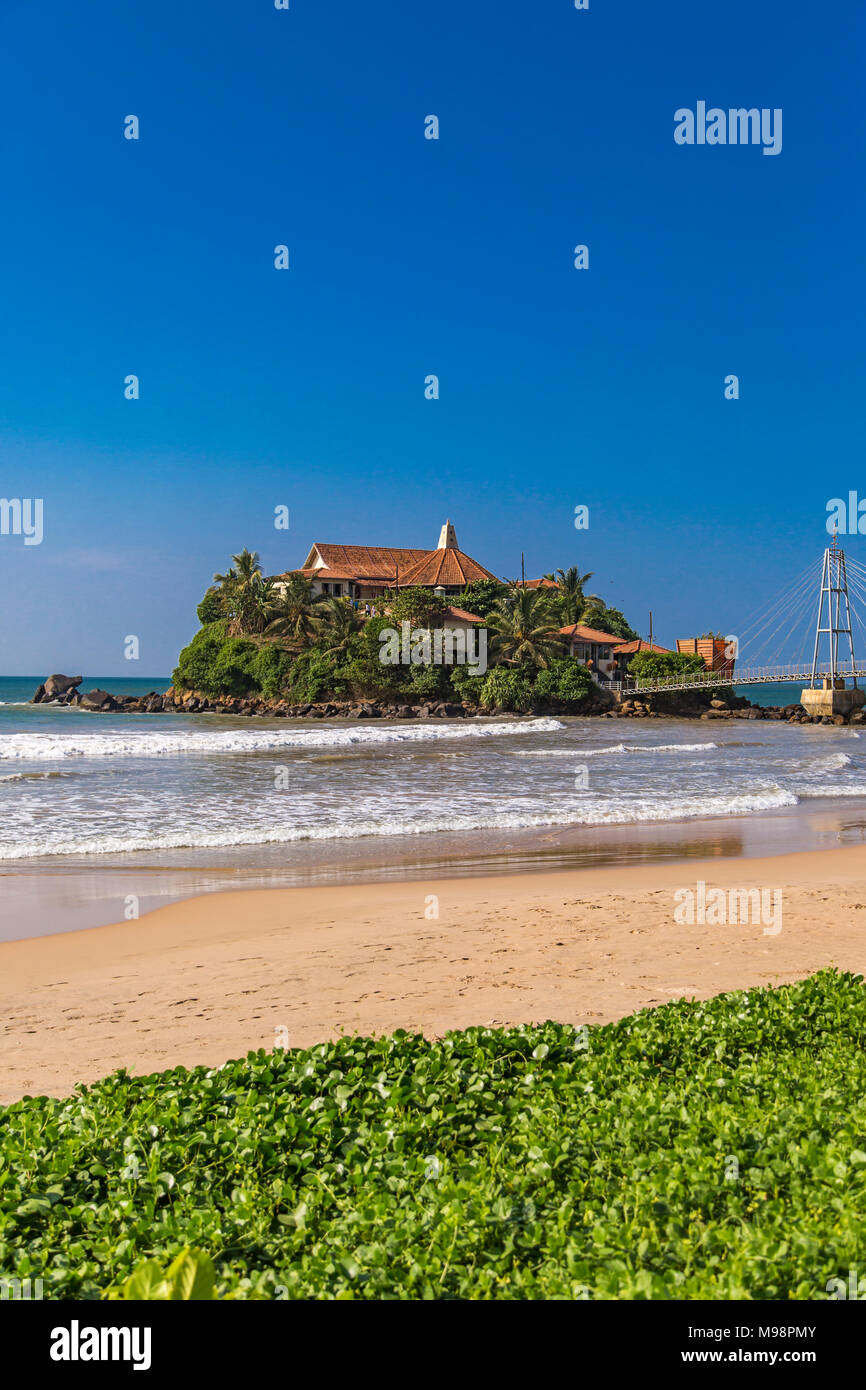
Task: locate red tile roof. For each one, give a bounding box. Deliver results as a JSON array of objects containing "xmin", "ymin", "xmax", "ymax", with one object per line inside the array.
[
  {"xmin": 559, "ymin": 623, "xmax": 622, "ymax": 645},
  {"xmin": 442, "ymin": 605, "xmax": 483, "ymax": 623},
  {"xmin": 613, "ymin": 639, "xmax": 673, "ymax": 655},
  {"xmin": 399, "ymin": 547, "xmax": 498, "ymax": 587},
  {"xmin": 291, "ymin": 541, "xmax": 499, "ymax": 588},
  {"xmin": 305, "ymin": 543, "xmax": 431, "ymax": 580},
  {"xmin": 516, "ymin": 577, "xmax": 559, "ymax": 589},
  {"xmin": 282, "ymin": 566, "xmax": 358, "ymax": 581}
]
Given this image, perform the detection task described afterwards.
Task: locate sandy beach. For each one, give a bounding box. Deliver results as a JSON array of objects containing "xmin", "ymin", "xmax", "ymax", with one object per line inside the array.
[{"xmin": 2, "ymin": 844, "xmax": 864, "ymax": 1104}]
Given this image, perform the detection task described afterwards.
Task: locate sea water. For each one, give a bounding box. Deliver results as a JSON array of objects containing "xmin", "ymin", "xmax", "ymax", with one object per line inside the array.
[{"xmin": 1, "ymin": 676, "xmax": 863, "ymax": 864}]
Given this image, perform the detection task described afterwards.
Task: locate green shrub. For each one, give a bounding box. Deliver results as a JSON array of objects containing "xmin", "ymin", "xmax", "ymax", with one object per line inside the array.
[
  {"xmin": 449, "ymin": 664, "xmax": 487, "ymax": 704},
  {"xmin": 173, "ymin": 626, "xmax": 281, "ymax": 699},
  {"xmin": 480, "ymin": 667, "xmax": 534, "ymax": 712},
  {"xmin": 285, "ymin": 649, "xmax": 343, "ymax": 704},
  {"xmin": 208, "ymin": 639, "xmax": 260, "ymax": 697},
  {"xmin": 453, "ymin": 579, "xmax": 505, "ymax": 618},
  {"xmin": 629, "ymin": 651, "xmax": 706, "ymax": 684},
  {"xmin": 2, "ymin": 972, "xmax": 865, "ymax": 1300},
  {"xmin": 172, "ymin": 622, "xmax": 230, "ymax": 695},
  {"xmin": 401, "ymin": 663, "xmax": 451, "ymax": 699},
  {"xmin": 252, "ymin": 645, "xmax": 294, "ymax": 700},
  {"xmin": 196, "ymin": 589, "xmax": 225, "ymax": 626},
  {"xmin": 533, "ymin": 658, "xmax": 593, "ymax": 707},
  {"xmin": 333, "ymin": 620, "xmax": 406, "ymax": 700},
  {"xmin": 385, "ymin": 587, "xmax": 448, "ymax": 625}
]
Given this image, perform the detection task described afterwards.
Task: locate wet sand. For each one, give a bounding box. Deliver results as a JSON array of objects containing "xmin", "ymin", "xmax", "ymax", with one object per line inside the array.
[{"xmin": 1, "ymin": 844, "xmax": 864, "ymax": 1104}]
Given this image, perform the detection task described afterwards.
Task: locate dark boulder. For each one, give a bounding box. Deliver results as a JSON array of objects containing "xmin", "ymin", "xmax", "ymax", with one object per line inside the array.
[{"xmin": 79, "ymin": 689, "xmax": 117, "ymax": 711}]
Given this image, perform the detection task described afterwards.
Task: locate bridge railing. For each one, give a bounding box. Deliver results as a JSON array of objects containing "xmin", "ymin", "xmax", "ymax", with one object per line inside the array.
[{"xmin": 615, "ymin": 661, "xmax": 866, "ymax": 694}]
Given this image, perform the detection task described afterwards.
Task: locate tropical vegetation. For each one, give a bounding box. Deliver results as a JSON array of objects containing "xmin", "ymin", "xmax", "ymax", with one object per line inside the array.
[{"xmin": 172, "ymin": 549, "xmax": 642, "ymax": 711}]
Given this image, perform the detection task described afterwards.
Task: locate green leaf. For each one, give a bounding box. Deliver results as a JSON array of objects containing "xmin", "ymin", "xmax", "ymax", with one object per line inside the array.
[
  {"xmin": 115, "ymin": 1261, "xmax": 167, "ymax": 1301},
  {"xmin": 165, "ymin": 1250, "xmax": 217, "ymax": 1301}
]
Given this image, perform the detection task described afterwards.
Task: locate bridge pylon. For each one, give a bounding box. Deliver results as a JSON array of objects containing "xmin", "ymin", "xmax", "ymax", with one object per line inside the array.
[{"xmin": 800, "ymin": 535, "xmax": 866, "ymax": 718}]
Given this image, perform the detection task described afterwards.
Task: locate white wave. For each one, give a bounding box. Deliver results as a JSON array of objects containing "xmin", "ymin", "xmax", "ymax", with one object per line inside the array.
[
  {"xmin": 0, "ymin": 717, "xmax": 564, "ymax": 763},
  {"xmin": 0, "ymin": 787, "xmax": 800, "ymax": 860},
  {"xmin": 514, "ymin": 743, "xmax": 627, "ymax": 757},
  {"xmin": 631, "ymin": 742, "xmax": 719, "ymax": 754},
  {"xmin": 814, "ymin": 752, "xmax": 853, "ymax": 769},
  {"xmin": 515, "ymin": 741, "xmax": 718, "ymax": 758},
  {"xmin": 798, "ymin": 785, "xmax": 866, "ymax": 799}
]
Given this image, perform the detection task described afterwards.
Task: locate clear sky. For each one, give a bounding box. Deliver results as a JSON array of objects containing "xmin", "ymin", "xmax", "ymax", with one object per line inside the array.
[{"xmin": 1, "ymin": 0, "xmax": 863, "ymax": 675}]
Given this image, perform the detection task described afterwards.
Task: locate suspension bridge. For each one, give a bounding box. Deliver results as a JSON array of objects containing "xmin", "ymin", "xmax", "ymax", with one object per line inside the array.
[{"xmin": 623, "ymin": 537, "xmax": 866, "ymax": 713}]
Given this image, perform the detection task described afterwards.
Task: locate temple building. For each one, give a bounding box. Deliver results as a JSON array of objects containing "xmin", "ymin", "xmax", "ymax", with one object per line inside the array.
[{"xmin": 275, "ymin": 520, "xmax": 498, "ymax": 603}]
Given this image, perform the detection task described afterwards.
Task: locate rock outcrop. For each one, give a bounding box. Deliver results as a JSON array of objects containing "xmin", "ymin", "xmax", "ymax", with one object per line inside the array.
[
  {"xmin": 29, "ymin": 674, "xmax": 854, "ymax": 726},
  {"xmin": 78, "ymin": 689, "xmax": 118, "ymax": 712},
  {"xmin": 31, "ymin": 674, "xmax": 83, "ymax": 704}
]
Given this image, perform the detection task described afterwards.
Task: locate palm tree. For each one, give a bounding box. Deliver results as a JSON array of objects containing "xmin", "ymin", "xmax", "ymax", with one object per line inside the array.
[
  {"xmin": 487, "ymin": 589, "xmax": 565, "ymax": 668},
  {"xmin": 213, "ymin": 549, "xmax": 271, "ymax": 635},
  {"xmin": 317, "ymin": 595, "xmax": 362, "ymax": 659},
  {"xmin": 248, "ymin": 576, "xmax": 275, "ymax": 635},
  {"xmin": 233, "ymin": 548, "xmax": 263, "ymax": 584},
  {"xmin": 555, "ymin": 566, "xmax": 601, "ymax": 624},
  {"xmin": 265, "ymin": 574, "xmax": 326, "ymax": 649},
  {"xmin": 214, "ymin": 548, "xmax": 262, "ymax": 588}
]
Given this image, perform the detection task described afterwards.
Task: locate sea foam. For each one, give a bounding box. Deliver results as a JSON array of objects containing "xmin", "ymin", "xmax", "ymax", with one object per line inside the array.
[
  {"xmin": 514, "ymin": 741, "xmax": 718, "ymax": 758},
  {"xmin": 0, "ymin": 787, "xmax": 800, "ymax": 860},
  {"xmin": 0, "ymin": 717, "xmax": 564, "ymax": 762}
]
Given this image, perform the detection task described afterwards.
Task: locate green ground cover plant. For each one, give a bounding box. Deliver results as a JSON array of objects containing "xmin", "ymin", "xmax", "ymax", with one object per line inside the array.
[{"xmin": 1, "ymin": 971, "xmax": 864, "ymax": 1300}]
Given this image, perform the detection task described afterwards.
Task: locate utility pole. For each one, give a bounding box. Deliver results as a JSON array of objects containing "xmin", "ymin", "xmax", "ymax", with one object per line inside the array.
[
  {"xmin": 521, "ymin": 551, "xmax": 525, "ymax": 587},
  {"xmin": 648, "ymin": 611, "xmax": 653, "ymax": 649}
]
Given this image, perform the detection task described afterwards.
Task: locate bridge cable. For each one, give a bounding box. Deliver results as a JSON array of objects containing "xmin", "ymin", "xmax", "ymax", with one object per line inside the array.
[
  {"xmin": 735, "ymin": 561, "xmax": 821, "ymax": 669},
  {"xmin": 733, "ymin": 557, "xmax": 820, "ymax": 655}
]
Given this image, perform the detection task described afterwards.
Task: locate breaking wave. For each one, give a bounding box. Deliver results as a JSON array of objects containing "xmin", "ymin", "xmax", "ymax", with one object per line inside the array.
[
  {"xmin": 814, "ymin": 752, "xmax": 853, "ymax": 770},
  {"xmin": 0, "ymin": 717, "xmax": 564, "ymax": 763},
  {"xmin": 0, "ymin": 787, "xmax": 800, "ymax": 860}
]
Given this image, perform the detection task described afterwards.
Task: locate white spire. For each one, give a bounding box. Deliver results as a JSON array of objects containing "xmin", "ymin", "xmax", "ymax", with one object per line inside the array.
[{"xmin": 437, "ymin": 519, "xmax": 458, "ymax": 550}]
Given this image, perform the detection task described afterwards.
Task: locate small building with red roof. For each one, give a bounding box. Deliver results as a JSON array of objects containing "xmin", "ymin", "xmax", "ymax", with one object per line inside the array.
[
  {"xmin": 558, "ymin": 623, "xmax": 625, "ymax": 680},
  {"xmin": 610, "ymin": 638, "xmax": 673, "ymax": 679}
]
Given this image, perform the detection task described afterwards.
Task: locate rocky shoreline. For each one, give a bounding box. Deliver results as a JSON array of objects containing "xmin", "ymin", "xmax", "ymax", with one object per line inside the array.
[{"xmin": 29, "ymin": 674, "xmax": 864, "ymax": 726}]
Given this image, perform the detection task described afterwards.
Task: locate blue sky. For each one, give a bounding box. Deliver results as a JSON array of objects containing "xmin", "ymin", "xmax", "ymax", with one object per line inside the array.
[{"xmin": 1, "ymin": 0, "xmax": 863, "ymax": 674}]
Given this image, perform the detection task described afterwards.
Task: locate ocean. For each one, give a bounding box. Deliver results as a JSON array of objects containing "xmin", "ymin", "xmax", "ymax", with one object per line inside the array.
[
  {"xmin": 1, "ymin": 674, "xmax": 864, "ymax": 866},
  {"xmin": 733, "ymin": 682, "xmax": 807, "ymax": 708}
]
